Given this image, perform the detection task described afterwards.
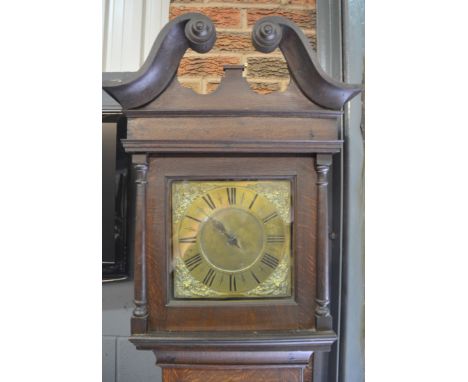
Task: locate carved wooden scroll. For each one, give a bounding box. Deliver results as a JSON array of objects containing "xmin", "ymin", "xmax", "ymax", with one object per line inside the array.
[
  {"xmin": 103, "ymin": 13, "xmax": 216, "ymax": 109},
  {"xmin": 252, "ymin": 16, "xmax": 361, "ymax": 110}
]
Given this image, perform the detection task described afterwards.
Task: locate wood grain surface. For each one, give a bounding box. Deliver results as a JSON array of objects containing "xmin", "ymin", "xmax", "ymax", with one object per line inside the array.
[
  {"xmin": 162, "ymin": 367, "xmax": 303, "ymax": 382},
  {"xmin": 127, "ymin": 116, "xmax": 337, "ymax": 141},
  {"xmin": 144, "ymin": 155, "xmax": 317, "ymax": 332},
  {"xmin": 125, "ymin": 67, "xmax": 341, "ymax": 118}
]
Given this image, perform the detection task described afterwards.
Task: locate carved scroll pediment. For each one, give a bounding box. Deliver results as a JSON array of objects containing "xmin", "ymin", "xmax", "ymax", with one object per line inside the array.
[{"xmin": 103, "ymin": 13, "xmax": 361, "ymax": 113}]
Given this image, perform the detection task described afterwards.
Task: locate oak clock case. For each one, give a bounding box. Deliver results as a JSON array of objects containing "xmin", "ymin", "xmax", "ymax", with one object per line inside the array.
[{"xmin": 103, "ymin": 12, "xmax": 361, "ymax": 382}]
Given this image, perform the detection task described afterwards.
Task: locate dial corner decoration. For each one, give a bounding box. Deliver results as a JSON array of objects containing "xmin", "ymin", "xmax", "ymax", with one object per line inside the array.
[{"xmin": 171, "ymin": 179, "xmax": 293, "ymax": 299}]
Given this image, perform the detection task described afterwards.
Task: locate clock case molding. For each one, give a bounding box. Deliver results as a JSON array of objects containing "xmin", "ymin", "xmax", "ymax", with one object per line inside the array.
[{"xmin": 103, "ymin": 13, "xmax": 361, "ymax": 382}]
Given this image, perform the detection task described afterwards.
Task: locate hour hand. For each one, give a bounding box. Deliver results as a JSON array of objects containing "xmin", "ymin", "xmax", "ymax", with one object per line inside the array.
[
  {"xmin": 227, "ymin": 236, "xmax": 241, "ymax": 249},
  {"xmin": 210, "ymin": 218, "xmax": 241, "ymax": 249}
]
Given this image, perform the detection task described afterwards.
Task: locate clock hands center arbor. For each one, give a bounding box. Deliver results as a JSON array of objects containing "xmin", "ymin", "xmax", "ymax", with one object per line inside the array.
[{"xmin": 209, "ymin": 216, "xmax": 242, "ymax": 250}]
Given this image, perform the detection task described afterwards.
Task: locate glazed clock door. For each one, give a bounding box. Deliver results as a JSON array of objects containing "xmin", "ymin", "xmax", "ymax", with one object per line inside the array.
[{"xmin": 143, "ymin": 155, "xmax": 317, "ymax": 332}]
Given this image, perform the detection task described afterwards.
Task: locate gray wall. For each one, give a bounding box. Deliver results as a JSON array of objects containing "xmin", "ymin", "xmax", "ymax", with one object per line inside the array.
[{"xmin": 103, "ymin": 281, "xmax": 162, "ymax": 382}]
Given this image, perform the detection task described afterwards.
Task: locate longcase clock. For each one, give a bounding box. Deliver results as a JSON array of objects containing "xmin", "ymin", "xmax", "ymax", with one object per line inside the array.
[{"xmin": 103, "ymin": 13, "xmax": 361, "ymax": 382}]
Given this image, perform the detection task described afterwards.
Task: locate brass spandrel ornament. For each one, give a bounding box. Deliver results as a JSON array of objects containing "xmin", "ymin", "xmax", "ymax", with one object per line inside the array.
[{"xmin": 171, "ymin": 180, "xmax": 292, "ymax": 299}]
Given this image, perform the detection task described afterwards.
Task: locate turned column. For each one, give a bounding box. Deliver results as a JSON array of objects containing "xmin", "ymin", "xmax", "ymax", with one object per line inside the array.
[
  {"xmin": 131, "ymin": 154, "xmax": 149, "ymax": 333},
  {"xmin": 315, "ymin": 154, "xmax": 332, "ymax": 330}
]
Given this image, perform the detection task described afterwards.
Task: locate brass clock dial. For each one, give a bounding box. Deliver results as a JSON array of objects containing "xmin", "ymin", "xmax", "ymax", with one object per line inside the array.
[{"xmin": 172, "ymin": 180, "xmax": 292, "ymax": 299}]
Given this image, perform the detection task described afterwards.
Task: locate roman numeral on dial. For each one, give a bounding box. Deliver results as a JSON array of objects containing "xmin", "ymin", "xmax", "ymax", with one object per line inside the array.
[
  {"xmin": 248, "ymin": 194, "xmax": 258, "ymax": 210},
  {"xmin": 262, "ymin": 212, "xmax": 278, "ymax": 224},
  {"xmin": 261, "ymin": 253, "xmax": 279, "ymax": 269},
  {"xmin": 229, "ymin": 274, "xmax": 237, "ymax": 292},
  {"xmin": 179, "ymin": 236, "xmax": 197, "ymax": 243},
  {"xmin": 203, "ymin": 269, "xmax": 216, "ymax": 287},
  {"xmin": 266, "ymin": 235, "xmax": 285, "ymax": 243},
  {"xmin": 226, "ymin": 187, "xmax": 236, "ymax": 205},
  {"xmin": 202, "ymin": 194, "xmax": 216, "ymax": 210},
  {"xmin": 184, "ymin": 254, "xmax": 202, "ymax": 271},
  {"xmin": 185, "ymin": 215, "xmax": 201, "ymax": 223},
  {"xmin": 251, "ymin": 271, "xmax": 260, "ymax": 284}
]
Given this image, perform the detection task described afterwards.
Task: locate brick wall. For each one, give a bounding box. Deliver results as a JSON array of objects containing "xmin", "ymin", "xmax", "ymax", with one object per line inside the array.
[{"xmin": 170, "ymin": 0, "xmax": 316, "ymax": 94}]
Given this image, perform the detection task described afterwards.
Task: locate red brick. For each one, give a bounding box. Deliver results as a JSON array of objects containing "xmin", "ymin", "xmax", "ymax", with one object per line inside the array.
[
  {"xmin": 170, "ymin": 6, "xmax": 241, "ymax": 28},
  {"xmin": 247, "ymin": 80, "xmax": 283, "ymax": 94},
  {"xmin": 214, "ymin": 32, "xmax": 253, "ymax": 53},
  {"xmin": 206, "ymin": 0, "xmax": 280, "ymax": 3},
  {"xmin": 207, "ymin": 78, "xmax": 285, "ymax": 95},
  {"xmin": 177, "ymin": 78, "xmax": 203, "ymax": 94},
  {"xmin": 246, "ymin": 56, "xmax": 290, "ymax": 79},
  {"xmin": 287, "ymin": 0, "xmax": 316, "ymax": 6},
  {"xmin": 206, "ymin": 79, "xmax": 221, "ymax": 94},
  {"xmin": 305, "ymin": 32, "xmax": 317, "ymax": 50},
  {"xmin": 178, "ymin": 56, "xmax": 241, "ymax": 77},
  {"xmin": 247, "ymin": 8, "xmax": 316, "ymax": 29}
]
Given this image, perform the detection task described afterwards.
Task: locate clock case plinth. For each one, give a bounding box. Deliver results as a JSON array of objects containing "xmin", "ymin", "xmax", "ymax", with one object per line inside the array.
[
  {"xmin": 132, "ymin": 331, "xmax": 336, "ymax": 382},
  {"xmin": 103, "ymin": 13, "xmax": 361, "ymax": 382}
]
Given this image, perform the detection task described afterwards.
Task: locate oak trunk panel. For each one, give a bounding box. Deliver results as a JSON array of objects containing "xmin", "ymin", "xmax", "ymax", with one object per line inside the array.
[
  {"xmin": 162, "ymin": 367, "xmax": 304, "ymax": 382},
  {"xmin": 145, "ymin": 155, "xmax": 317, "ymax": 332}
]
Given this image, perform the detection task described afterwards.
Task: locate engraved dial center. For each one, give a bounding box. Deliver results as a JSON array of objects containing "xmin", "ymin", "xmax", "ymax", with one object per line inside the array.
[{"xmin": 199, "ymin": 208, "xmax": 264, "ymax": 272}]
